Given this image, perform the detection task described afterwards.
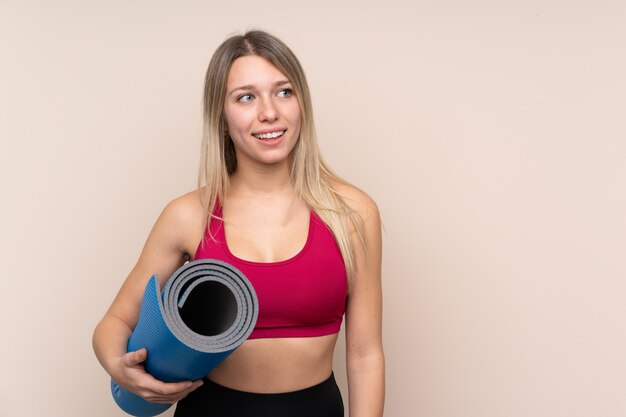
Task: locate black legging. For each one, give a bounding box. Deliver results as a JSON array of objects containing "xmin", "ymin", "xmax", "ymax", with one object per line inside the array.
[{"xmin": 174, "ymin": 373, "xmax": 344, "ymax": 417}]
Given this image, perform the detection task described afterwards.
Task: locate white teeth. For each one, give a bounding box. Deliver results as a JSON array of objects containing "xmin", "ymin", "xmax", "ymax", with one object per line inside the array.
[{"xmin": 253, "ymin": 130, "xmax": 285, "ymax": 140}]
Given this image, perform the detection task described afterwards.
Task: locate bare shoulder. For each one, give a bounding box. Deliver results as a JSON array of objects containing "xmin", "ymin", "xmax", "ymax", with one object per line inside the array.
[
  {"xmin": 161, "ymin": 189, "xmax": 205, "ymax": 226},
  {"xmin": 331, "ymin": 180, "xmax": 380, "ymax": 223},
  {"xmin": 151, "ymin": 189, "xmax": 206, "ymax": 257}
]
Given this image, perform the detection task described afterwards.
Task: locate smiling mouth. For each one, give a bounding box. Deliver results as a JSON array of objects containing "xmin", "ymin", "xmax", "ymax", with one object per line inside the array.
[{"xmin": 252, "ymin": 130, "xmax": 286, "ymax": 140}]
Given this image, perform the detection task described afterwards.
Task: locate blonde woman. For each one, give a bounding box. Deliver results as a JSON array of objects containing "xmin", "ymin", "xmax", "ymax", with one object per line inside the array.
[{"xmin": 93, "ymin": 30, "xmax": 384, "ymax": 417}]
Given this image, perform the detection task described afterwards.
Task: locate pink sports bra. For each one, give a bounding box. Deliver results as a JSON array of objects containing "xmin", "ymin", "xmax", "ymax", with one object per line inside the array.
[{"xmin": 194, "ymin": 203, "xmax": 347, "ymax": 339}]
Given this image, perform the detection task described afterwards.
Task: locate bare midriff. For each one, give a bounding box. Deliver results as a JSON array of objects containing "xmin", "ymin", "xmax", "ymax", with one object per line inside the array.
[{"xmin": 206, "ymin": 333, "xmax": 339, "ymax": 393}]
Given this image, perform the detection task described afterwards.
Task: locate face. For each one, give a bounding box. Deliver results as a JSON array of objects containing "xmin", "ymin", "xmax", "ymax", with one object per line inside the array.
[{"xmin": 223, "ymin": 55, "xmax": 302, "ymax": 170}]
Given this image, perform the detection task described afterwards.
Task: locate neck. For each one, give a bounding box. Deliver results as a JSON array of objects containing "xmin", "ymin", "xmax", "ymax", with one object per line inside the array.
[{"xmin": 229, "ymin": 159, "xmax": 295, "ymax": 197}]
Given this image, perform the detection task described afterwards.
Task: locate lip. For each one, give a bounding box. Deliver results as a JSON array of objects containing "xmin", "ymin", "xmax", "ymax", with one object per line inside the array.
[
  {"xmin": 251, "ymin": 127, "xmax": 287, "ymax": 135},
  {"xmin": 251, "ymin": 129, "xmax": 286, "ymax": 146}
]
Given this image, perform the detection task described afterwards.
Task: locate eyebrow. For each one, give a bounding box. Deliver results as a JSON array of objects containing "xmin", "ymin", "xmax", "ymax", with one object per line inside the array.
[{"xmin": 228, "ymin": 80, "xmax": 291, "ymax": 96}]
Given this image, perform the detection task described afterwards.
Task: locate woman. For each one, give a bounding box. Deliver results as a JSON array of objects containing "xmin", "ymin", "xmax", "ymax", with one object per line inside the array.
[{"xmin": 93, "ymin": 30, "xmax": 384, "ymax": 417}]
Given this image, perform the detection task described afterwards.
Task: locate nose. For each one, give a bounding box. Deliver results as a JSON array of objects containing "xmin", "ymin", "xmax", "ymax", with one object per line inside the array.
[{"xmin": 258, "ymin": 96, "xmax": 279, "ymax": 122}]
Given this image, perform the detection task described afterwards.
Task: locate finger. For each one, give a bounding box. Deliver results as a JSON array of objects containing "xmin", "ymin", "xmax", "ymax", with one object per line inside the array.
[
  {"xmin": 190, "ymin": 379, "xmax": 204, "ymax": 391},
  {"xmin": 154, "ymin": 383, "xmax": 201, "ymax": 404},
  {"xmin": 179, "ymin": 380, "xmax": 204, "ymax": 396},
  {"xmin": 142, "ymin": 396, "xmax": 180, "ymax": 405},
  {"xmin": 142, "ymin": 381, "xmax": 202, "ymax": 404},
  {"xmin": 124, "ymin": 348, "xmax": 147, "ymax": 366},
  {"xmin": 151, "ymin": 380, "xmax": 195, "ymax": 396},
  {"xmin": 176, "ymin": 380, "xmax": 204, "ymax": 401}
]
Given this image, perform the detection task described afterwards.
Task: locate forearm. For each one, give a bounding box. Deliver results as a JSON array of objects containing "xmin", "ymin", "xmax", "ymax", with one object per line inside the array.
[
  {"xmin": 347, "ymin": 351, "xmax": 385, "ymax": 417},
  {"xmin": 92, "ymin": 313, "xmax": 133, "ymax": 379}
]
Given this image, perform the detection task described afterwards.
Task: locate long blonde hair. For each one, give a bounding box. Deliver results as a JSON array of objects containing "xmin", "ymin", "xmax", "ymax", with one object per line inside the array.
[{"xmin": 199, "ymin": 30, "xmax": 363, "ymax": 280}]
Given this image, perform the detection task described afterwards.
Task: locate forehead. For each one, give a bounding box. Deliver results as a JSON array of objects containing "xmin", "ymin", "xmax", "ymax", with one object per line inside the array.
[{"xmin": 227, "ymin": 55, "xmax": 289, "ymax": 88}]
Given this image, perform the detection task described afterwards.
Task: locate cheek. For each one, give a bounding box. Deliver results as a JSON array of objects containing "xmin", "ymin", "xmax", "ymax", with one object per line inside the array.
[
  {"xmin": 286, "ymin": 104, "xmax": 302, "ymax": 129},
  {"xmin": 224, "ymin": 109, "xmax": 250, "ymax": 133},
  {"xmin": 222, "ymin": 107, "xmax": 233, "ymax": 131}
]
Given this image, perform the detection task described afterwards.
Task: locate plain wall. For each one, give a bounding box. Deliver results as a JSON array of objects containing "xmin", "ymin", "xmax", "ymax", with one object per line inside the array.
[{"xmin": 1, "ymin": 1, "xmax": 625, "ymax": 416}]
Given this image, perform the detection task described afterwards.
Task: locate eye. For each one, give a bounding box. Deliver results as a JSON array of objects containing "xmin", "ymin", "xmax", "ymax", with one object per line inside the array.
[
  {"xmin": 237, "ymin": 93, "xmax": 254, "ymax": 103},
  {"xmin": 277, "ymin": 88, "xmax": 293, "ymax": 98}
]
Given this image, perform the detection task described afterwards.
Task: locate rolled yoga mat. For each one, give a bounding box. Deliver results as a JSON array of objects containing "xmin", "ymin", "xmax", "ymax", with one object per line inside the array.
[{"xmin": 110, "ymin": 259, "xmax": 259, "ymax": 417}]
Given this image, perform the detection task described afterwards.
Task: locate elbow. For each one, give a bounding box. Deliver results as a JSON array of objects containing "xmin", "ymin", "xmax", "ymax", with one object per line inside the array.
[{"xmin": 347, "ymin": 347, "xmax": 385, "ymax": 373}]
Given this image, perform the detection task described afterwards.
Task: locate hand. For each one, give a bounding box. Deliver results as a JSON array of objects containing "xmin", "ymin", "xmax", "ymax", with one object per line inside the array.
[{"xmin": 115, "ymin": 348, "xmax": 204, "ymax": 404}]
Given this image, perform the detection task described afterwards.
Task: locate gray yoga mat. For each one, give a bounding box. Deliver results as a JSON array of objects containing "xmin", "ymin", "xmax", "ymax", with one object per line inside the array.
[{"xmin": 110, "ymin": 259, "xmax": 258, "ymax": 417}]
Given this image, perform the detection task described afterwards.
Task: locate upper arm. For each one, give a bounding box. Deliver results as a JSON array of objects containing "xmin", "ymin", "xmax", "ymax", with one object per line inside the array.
[
  {"xmin": 104, "ymin": 191, "xmax": 205, "ymax": 331},
  {"xmin": 339, "ymin": 185, "xmax": 384, "ymax": 359}
]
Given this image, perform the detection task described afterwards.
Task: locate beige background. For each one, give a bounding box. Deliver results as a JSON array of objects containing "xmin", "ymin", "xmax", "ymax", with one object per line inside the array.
[{"xmin": 1, "ymin": 1, "xmax": 625, "ymax": 416}]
